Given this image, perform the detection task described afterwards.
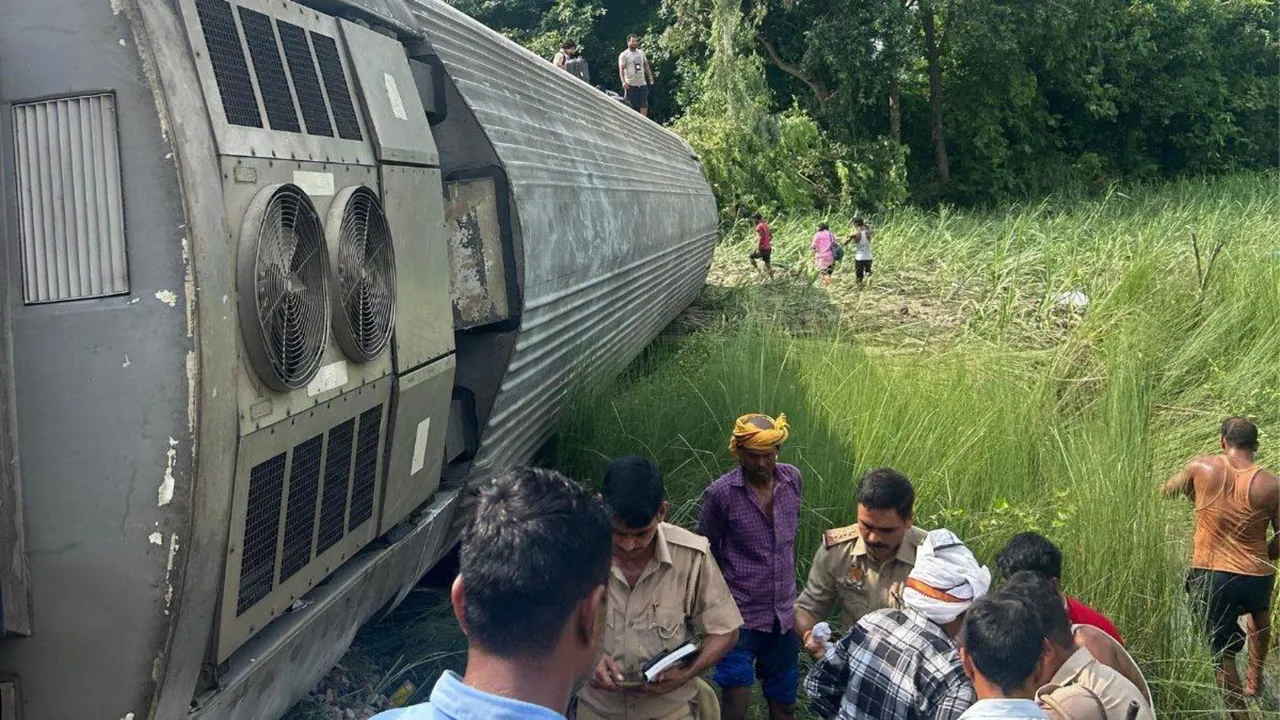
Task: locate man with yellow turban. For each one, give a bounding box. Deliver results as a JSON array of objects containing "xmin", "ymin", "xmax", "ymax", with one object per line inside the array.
[{"xmin": 697, "ymin": 414, "xmax": 802, "ymax": 720}]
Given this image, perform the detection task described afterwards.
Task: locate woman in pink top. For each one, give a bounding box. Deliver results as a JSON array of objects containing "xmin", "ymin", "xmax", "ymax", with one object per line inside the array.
[{"xmin": 812, "ymin": 222, "xmax": 836, "ymax": 285}]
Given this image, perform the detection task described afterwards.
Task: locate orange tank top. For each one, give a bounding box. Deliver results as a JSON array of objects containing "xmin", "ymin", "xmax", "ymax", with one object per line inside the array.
[{"xmin": 1191, "ymin": 456, "xmax": 1274, "ymax": 577}]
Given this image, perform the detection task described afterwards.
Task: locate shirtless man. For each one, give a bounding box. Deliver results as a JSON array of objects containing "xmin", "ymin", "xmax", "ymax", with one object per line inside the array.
[{"xmin": 1164, "ymin": 416, "xmax": 1280, "ymax": 717}]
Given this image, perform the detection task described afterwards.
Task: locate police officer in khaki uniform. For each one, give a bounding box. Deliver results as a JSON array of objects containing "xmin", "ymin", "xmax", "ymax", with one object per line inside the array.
[
  {"xmin": 576, "ymin": 457, "xmax": 742, "ymax": 720},
  {"xmin": 794, "ymin": 468, "xmax": 927, "ymax": 654}
]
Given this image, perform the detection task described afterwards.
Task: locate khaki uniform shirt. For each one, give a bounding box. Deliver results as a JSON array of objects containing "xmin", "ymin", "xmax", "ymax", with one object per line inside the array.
[
  {"xmin": 1037, "ymin": 648, "xmax": 1154, "ymax": 720},
  {"xmin": 578, "ymin": 523, "xmax": 743, "ymax": 720},
  {"xmin": 795, "ymin": 525, "xmax": 927, "ymax": 630}
]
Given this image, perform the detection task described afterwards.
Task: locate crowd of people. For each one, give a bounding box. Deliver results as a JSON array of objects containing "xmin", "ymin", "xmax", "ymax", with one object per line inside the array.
[
  {"xmin": 372, "ymin": 414, "xmax": 1277, "ymax": 719},
  {"xmin": 748, "ymin": 215, "xmax": 875, "ymax": 287}
]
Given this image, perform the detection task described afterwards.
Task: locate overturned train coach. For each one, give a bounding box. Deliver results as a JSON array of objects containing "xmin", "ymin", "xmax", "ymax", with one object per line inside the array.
[{"xmin": 0, "ymin": 0, "xmax": 718, "ymax": 717}]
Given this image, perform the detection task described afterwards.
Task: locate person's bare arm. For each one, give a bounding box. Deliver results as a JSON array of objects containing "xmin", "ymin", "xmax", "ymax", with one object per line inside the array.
[
  {"xmin": 618, "ymin": 58, "xmax": 627, "ymax": 89},
  {"xmin": 1075, "ymin": 625, "xmax": 1152, "ymax": 705},
  {"xmin": 1162, "ymin": 459, "xmax": 1202, "ymax": 499},
  {"xmin": 644, "ymin": 59, "xmax": 655, "ymax": 85},
  {"xmin": 1260, "ymin": 471, "xmax": 1280, "ymax": 559}
]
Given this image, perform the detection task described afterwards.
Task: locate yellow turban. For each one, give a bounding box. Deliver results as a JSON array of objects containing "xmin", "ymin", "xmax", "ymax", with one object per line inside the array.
[{"xmin": 729, "ymin": 413, "xmax": 790, "ymax": 454}]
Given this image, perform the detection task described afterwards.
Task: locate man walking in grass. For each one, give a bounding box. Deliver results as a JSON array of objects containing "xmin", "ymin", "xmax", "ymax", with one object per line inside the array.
[
  {"xmin": 578, "ymin": 456, "xmax": 742, "ymax": 720},
  {"xmin": 795, "ymin": 468, "xmax": 927, "ymax": 657},
  {"xmin": 698, "ymin": 413, "xmax": 801, "ymax": 720},
  {"xmin": 1164, "ymin": 416, "xmax": 1280, "ymax": 717},
  {"xmin": 849, "ymin": 217, "xmax": 874, "ymax": 288},
  {"xmin": 749, "ymin": 214, "xmax": 774, "ymax": 279}
]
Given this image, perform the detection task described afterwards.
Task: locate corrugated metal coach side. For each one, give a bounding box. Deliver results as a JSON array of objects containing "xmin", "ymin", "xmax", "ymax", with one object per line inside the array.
[{"xmin": 0, "ymin": 0, "xmax": 717, "ymax": 718}]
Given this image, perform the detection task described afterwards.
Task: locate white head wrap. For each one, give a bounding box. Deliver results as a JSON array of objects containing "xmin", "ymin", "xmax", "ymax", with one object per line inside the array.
[{"xmin": 903, "ymin": 528, "xmax": 992, "ymax": 625}]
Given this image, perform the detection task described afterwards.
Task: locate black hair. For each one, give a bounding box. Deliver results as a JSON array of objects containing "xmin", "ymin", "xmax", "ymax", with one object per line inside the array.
[
  {"xmin": 459, "ymin": 467, "xmax": 611, "ymax": 657},
  {"xmin": 962, "ymin": 594, "xmax": 1046, "ymax": 695},
  {"xmin": 856, "ymin": 467, "xmax": 915, "ymax": 518},
  {"xmin": 602, "ymin": 456, "xmax": 665, "ymax": 529},
  {"xmin": 628, "ymin": 34, "xmax": 640, "ymax": 42},
  {"xmin": 562, "ymin": 39, "xmax": 577, "ymax": 50},
  {"xmin": 819, "ymin": 222, "xmax": 829, "ymax": 231},
  {"xmin": 999, "ymin": 570, "xmax": 1074, "ymax": 649},
  {"xmin": 853, "ymin": 216, "xmax": 865, "ymax": 225},
  {"xmin": 1221, "ymin": 416, "xmax": 1259, "ymax": 452},
  {"xmin": 751, "ymin": 213, "xmax": 763, "ymax": 222},
  {"xmin": 996, "ymin": 532, "xmax": 1063, "ymax": 581}
]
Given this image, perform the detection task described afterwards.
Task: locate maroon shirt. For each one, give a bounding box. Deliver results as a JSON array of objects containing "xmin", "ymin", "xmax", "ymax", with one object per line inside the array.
[{"xmin": 697, "ymin": 464, "xmax": 802, "ymax": 633}]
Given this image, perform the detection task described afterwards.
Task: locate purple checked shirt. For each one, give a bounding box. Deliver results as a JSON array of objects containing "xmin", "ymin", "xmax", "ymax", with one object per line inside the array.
[{"xmin": 697, "ymin": 463, "xmax": 802, "ymax": 633}]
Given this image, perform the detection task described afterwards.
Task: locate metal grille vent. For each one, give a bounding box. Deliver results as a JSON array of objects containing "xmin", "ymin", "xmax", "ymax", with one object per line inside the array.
[
  {"xmin": 191, "ymin": 0, "xmax": 364, "ymax": 140},
  {"xmin": 195, "ymin": 0, "xmax": 262, "ymax": 128},
  {"xmin": 12, "ymin": 94, "xmax": 129, "ymax": 304},
  {"xmin": 317, "ymin": 418, "xmax": 354, "ymax": 554},
  {"xmin": 238, "ymin": 7, "xmax": 300, "ymax": 133},
  {"xmin": 348, "ymin": 405, "xmax": 383, "ymax": 530},
  {"xmin": 278, "ymin": 21, "xmax": 334, "ymax": 137},
  {"xmin": 234, "ymin": 410, "xmax": 385, "ymax": 620},
  {"xmin": 237, "ymin": 452, "xmax": 286, "ymax": 614},
  {"xmin": 326, "ymin": 187, "xmax": 396, "ymax": 362},
  {"xmin": 279, "ymin": 434, "xmax": 323, "ymax": 582},
  {"xmin": 311, "ymin": 32, "xmax": 364, "ymax": 141},
  {"xmin": 236, "ymin": 184, "xmax": 330, "ymax": 391}
]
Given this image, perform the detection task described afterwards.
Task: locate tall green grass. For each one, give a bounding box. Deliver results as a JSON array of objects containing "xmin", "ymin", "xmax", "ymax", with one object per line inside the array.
[{"xmin": 554, "ymin": 171, "xmax": 1280, "ymax": 716}]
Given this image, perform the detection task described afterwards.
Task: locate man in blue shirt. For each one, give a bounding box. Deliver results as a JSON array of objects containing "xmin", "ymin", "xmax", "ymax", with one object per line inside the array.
[{"xmin": 373, "ymin": 467, "xmax": 613, "ymax": 719}]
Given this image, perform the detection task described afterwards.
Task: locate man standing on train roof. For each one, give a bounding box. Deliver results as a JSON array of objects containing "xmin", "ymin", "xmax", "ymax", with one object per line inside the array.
[
  {"xmin": 1163, "ymin": 416, "xmax": 1280, "ymax": 716},
  {"xmin": 555, "ymin": 40, "xmax": 590, "ymax": 84},
  {"xmin": 796, "ymin": 468, "xmax": 927, "ymax": 657},
  {"xmin": 618, "ymin": 35, "xmax": 654, "ymax": 116},
  {"xmin": 698, "ymin": 413, "xmax": 802, "ymax": 720},
  {"xmin": 749, "ymin": 214, "xmax": 774, "ymax": 279},
  {"xmin": 576, "ymin": 456, "xmax": 742, "ymax": 720},
  {"xmin": 372, "ymin": 467, "xmax": 612, "ymax": 720},
  {"xmin": 995, "ymin": 532, "xmax": 1125, "ymax": 646}
]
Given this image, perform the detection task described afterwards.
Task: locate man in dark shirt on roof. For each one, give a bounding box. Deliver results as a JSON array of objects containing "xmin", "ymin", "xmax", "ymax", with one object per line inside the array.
[
  {"xmin": 698, "ymin": 412, "xmax": 801, "ymax": 720},
  {"xmin": 995, "ymin": 532, "xmax": 1124, "ymax": 645}
]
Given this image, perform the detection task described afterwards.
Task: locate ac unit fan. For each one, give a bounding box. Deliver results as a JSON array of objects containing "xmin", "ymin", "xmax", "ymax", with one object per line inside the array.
[
  {"xmin": 325, "ymin": 186, "xmax": 396, "ymax": 362},
  {"xmin": 237, "ymin": 183, "xmax": 331, "ymax": 391}
]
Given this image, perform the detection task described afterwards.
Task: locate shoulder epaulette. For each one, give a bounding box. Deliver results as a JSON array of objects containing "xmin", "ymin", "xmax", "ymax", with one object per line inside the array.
[
  {"xmin": 823, "ymin": 524, "xmax": 860, "ymax": 548},
  {"xmin": 662, "ymin": 523, "xmax": 711, "ymax": 553}
]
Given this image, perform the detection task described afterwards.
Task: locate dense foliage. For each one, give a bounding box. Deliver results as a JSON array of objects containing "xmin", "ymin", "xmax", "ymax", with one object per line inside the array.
[{"xmin": 449, "ymin": 0, "xmax": 1276, "ymax": 214}]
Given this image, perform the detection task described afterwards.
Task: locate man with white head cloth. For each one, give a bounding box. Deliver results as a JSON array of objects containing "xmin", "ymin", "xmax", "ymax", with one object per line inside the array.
[{"xmin": 804, "ymin": 529, "xmax": 991, "ymax": 720}]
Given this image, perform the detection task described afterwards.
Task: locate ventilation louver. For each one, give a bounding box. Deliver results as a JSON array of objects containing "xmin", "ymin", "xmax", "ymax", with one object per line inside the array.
[
  {"xmin": 326, "ymin": 186, "xmax": 396, "ymax": 363},
  {"xmin": 238, "ymin": 184, "xmax": 331, "ymax": 391}
]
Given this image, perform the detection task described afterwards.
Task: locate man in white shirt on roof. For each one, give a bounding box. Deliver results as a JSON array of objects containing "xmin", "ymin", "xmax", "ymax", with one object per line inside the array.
[{"xmin": 617, "ymin": 35, "xmax": 655, "ymax": 117}]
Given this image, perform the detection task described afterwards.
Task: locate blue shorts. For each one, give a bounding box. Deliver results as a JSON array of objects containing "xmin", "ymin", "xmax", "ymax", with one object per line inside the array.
[{"xmin": 712, "ymin": 627, "xmax": 800, "ymax": 705}]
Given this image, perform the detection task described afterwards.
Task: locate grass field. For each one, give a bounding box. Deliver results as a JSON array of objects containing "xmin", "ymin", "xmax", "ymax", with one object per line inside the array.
[
  {"xmin": 289, "ymin": 171, "xmax": 1280, "ymax": 718},
  {"xmin": 551, "ymin": 172, "xmax": 1280, "ymax": 716}
]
